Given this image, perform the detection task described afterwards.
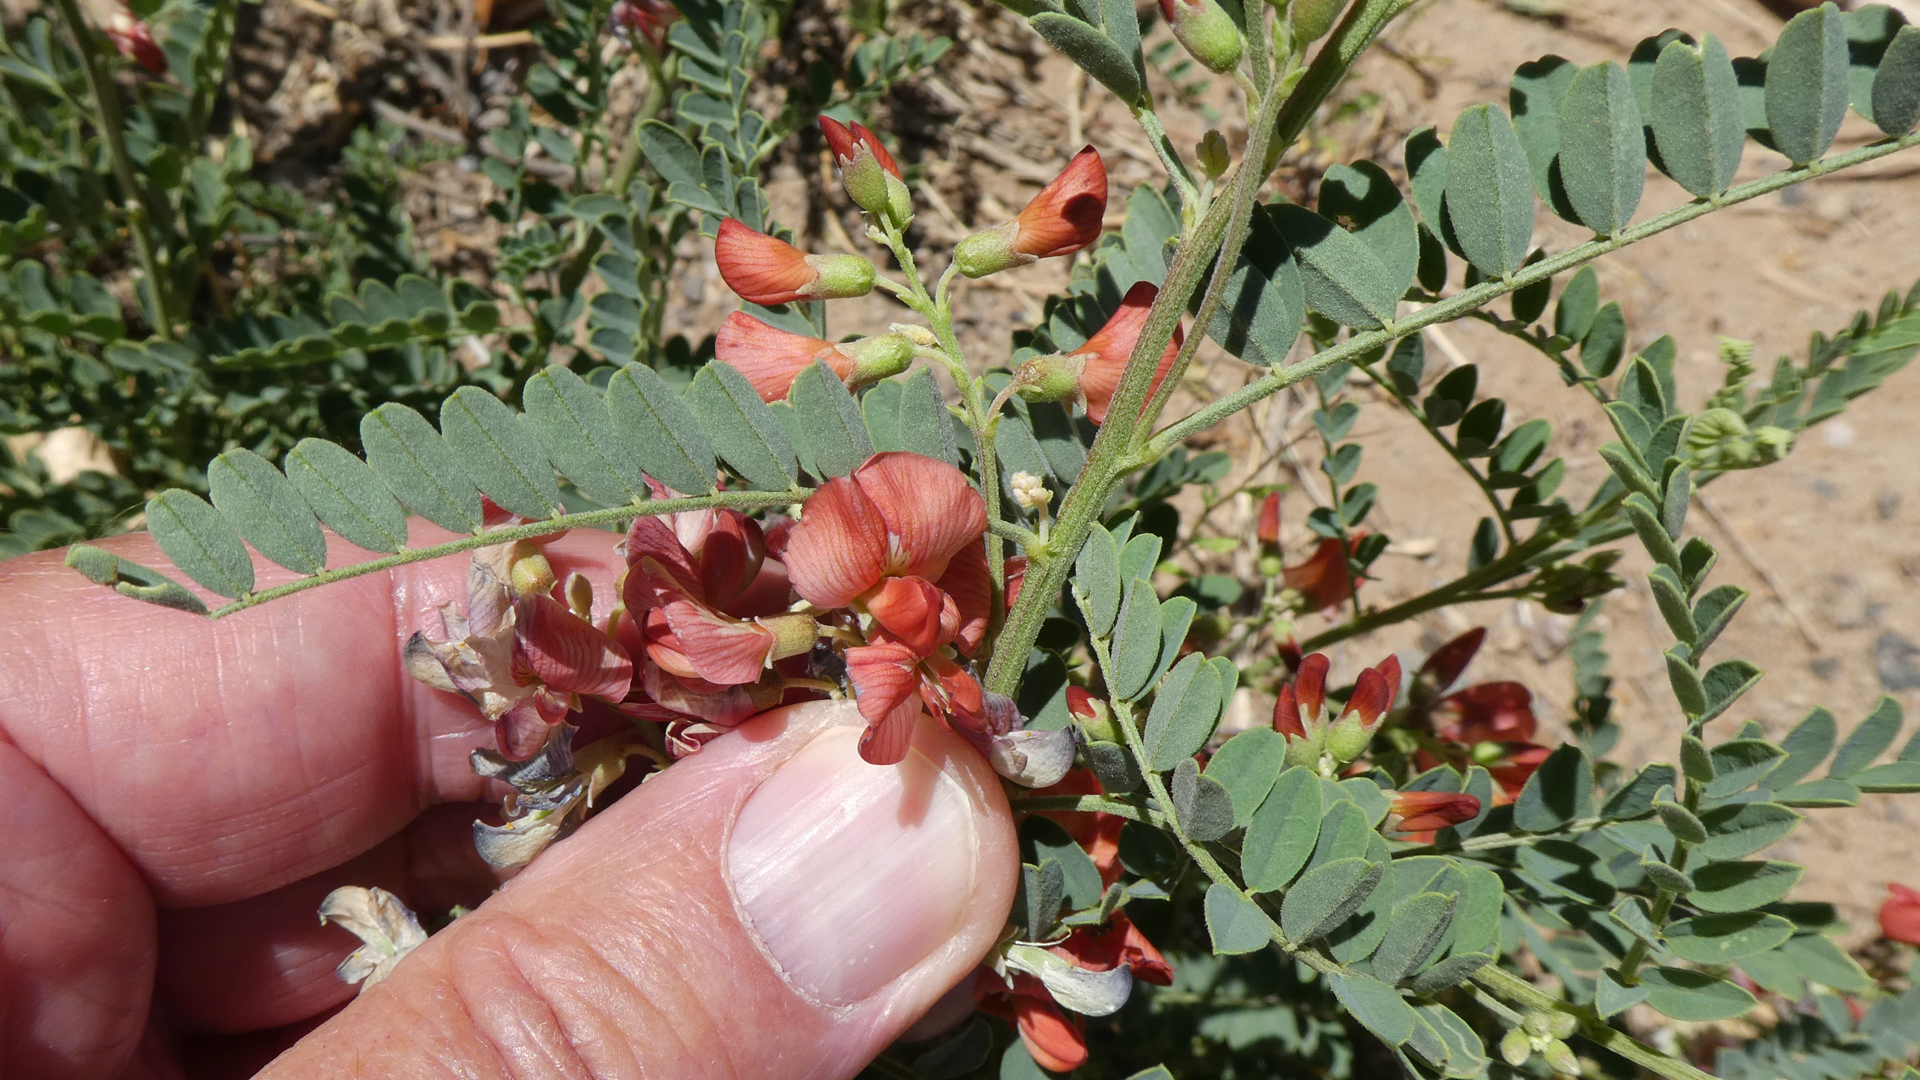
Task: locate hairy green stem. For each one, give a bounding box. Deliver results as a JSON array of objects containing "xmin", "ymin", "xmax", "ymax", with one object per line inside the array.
[
  {"xmin": 1009, "ymin": 793, "xmax": 1162, "ymax": 826},
  {"xmin": 205, "ymin": 490, "xmax": 798, "ymax": 618},
  {"xmin": 1148, "ymin": 127, "xmax": 1920, "ymax": 460},
  {"xmin": 52, "ymin": 0, "xmax": 175, "ymax": 337}
]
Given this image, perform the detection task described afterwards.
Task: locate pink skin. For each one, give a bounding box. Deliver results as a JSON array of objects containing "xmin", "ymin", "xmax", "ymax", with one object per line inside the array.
[{"xmin": 0, "ymin": 525, "xmax": 1016, "ymax": 1079}]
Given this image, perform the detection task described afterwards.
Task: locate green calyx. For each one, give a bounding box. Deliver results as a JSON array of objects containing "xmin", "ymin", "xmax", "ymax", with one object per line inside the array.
[
  {"xmin": 1285, "ymin": 0, "xmax": 1347, "ymax": 43},
  {"xmin": 953, "ymin": 221, "xmax": 1028, "ymax": 278},
  {"xmin": 844, "ymin": 332, "xmax": 915, "ymax": 386},
  {"xmin": 804, "ymin": 253, "xmax": 877, "ymax": 299},
  {"xmin": 1012, "ymin": 352, "xmax": 1086, "ymax": 404},
  {"xmin": 840, "ymin": 150, "xmax": 914, "ymax": 230},
  {"xmin": 1686, "ymin": 407, "xmax": 1794, "ymax": 470},
  {"xmin": 1169, "ymin": 0, "xmax": 1245, "ymax": 74}
]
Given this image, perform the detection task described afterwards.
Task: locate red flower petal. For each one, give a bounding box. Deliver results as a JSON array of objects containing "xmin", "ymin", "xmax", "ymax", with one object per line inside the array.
[
  {"xmin": 864, "ymin": 575, "xmax": 957, "ymax": 657},
  {"xmin": 1488, "ymin": 743, "xmax": 1551, "ymax": 800},
  {"xmin": 1295, "ymin": 653, "xmax": 1331, "ymax": 719},
  {"xmin": 1015, "ymin": 996, "xmax": 1088, "ymax": 1073},
  {"xmin": 714, "ymin": 311, "xmax": 853, "ymax": 402},
  {"xmin": 1390, "ymin": 790, "xmax": 1483, "ymax": 832},
  {"xmin": 820, "ymin": 116, "xmax": 901, "ymax": 177},
  {"xmin": 1066, "ymin": 686, "xmax": 1097, "ymax": 720},
  {"xmin": 1420, "ymin": 627, "xmax": 1486, "ymax": 693},
  {"xmin": 1435, "ymin": 681, "xmax": 1537, "ymax": 744},
  {"xmin": 1883, "ymin": 883, "xmax": 1920, "ymax": 945},
  {"xmin": 659, "ymin": 599, "xmax": 776, "ymax": 685},
  {"xmin": 714, "ymin": 217, "xmax": 821, "ymax": 305},
  {"xmin": 1344, "ymin": 663, "xmax": 1395, "ymax": 728},
  {"xmin": 1013, "ymin": 146, "xmax": 1107, "ymax": 259},
  {"xmin": 494, "ymin": 699, "xmax": 551, "ymax": 759},
  {"xmin": 1283, "ymin": 535, "xmax": 1362, "ymax": 614},
  {"xmin": 935, "ymin": 542, "xmax": 993, "ymax": 657},
  {"xmin": 696, "ymin": 510, "xmax": 766, "ymax": 608},
  {"xmin": 853, "ymin": 452, "xmax": 988, "ymax": 581},
  {"xmin": 1272, "ymin": 683, "xmax": 1304, "ymax": 738},
  {"xmin": 786, "ymin": 473, "xmax": 890, "ymax": 608},
  {"xmin": 514, "ymin": 594, "xmax": 633, "ymax": 700},
  {"xmin": 1257, "ymin": 491, "xmax": 1282, "ymax": 546},
  {"xmin": 624, "ymin": 517, "xmax": 704, "ymax": 593},
  {"xmin": 845, "ymin": 642, "xmax": 922, "ymax": 728},
  {"xmin": 1003, "ymin": 555, "xmax": 1028, "ymax": 612},
  {"xmin": 1074, "ymin": 281, "xmax": 1183, "ymax": 425}
]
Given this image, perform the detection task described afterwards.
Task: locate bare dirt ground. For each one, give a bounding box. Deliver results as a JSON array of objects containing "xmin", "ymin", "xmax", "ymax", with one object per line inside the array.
[{"xmin": 15, "ymin": 0, "xmax": 1919, "ymax": 941}]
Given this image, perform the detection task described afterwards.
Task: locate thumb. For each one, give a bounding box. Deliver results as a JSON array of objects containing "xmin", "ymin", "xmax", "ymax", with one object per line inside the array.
[{"xmin": 261, "ymin": 699, "xmax": 1018, "ymax": 1079}]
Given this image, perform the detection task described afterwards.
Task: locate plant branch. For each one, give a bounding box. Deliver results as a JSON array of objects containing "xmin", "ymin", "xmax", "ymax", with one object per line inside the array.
[{"xmin": 1472, "ymin": 966, "xmax": 1719, "ymax": 1080}]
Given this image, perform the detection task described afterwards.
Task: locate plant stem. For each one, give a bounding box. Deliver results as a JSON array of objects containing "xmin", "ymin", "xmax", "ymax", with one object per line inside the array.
[
  {"xmin": 52, "ymin": 0, "xmax": 175, "ymax": 338},
  {"xmin": 1471, "ymin": 966, "xmax": 1719, "ymax": 1080},
  {"xmin": 1009, "ymin": 793, "xmax": 1163, "ymax": 826},
  {"xmin": 1147, "ymin": 127, "xmax": 1920, "ymax": 460},
  {"xmin": 205, "ymin": 490, "xmax": 798, "ymax": 618}
]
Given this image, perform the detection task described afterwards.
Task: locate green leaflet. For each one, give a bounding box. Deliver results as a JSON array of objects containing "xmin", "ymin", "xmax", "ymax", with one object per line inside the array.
[
  {"xmin": 894, "ymin": 367, "xmax": 961, "ymax": 466},
  {"xmin": 360, "ymin": 403, "xmax": 484, "ymax": 534},
  {"xmin": 1652, "ymin": 36, "xmax": 1747, "ymax": 197},
  {"xmin": 207, "ymin": 449, "xmax": 329, "ymax": 575},
  {"xmin": 284, "ymin": 438, "xmax": 410, "ymax": 554},
  {"xmin": 1404, "ymin": 127, "xmax": 1449, "ymax": 234},
  {"xmin": 1141, "ymin": 653, "xmax": 1219, "ymax": 770},
  {"xmin": 1171, "ymin": 758, "xmax": 1236, "ymax": 841},
  {"xmin": 1408, "ymin": 954, "xmax": 1494, "ymax": 997},
  {"xmin": 1202, "ymin": 728, "xmax": 1287, "ymax": 828},
  {"xmin": 1828, "ymin": 694, "xmax": 1903, "ymax": 776},
  {"xmin": 1150, "ymin": 596, "xmax": 1198, "ymax": 689},
  {"xmin": 1029, "ymin": 11, "xmax": 1143, "ymax": 105},
  {"xmin": 1594, "ymin": 968, "xmax": 1651, "ymax": 1018},
  {"xmin": 1026, "ymin": 816, "xmax": 1104, "ymax": 911},
  {"xmin": 1328, "ymin": 972, "xmax": 1417, "ymax": 1046},
  {"xmin": 1508, "ymin": 55, "xmax": 1579, "ymax": 205},
  {"xmin": 1242, "ymin": 767, "xmax": 1322, "ymax": 892},
  {"xmin": 1204, "ymin": 883, "xmax": 1272, "ymax": 955},
  {"xmin": 1074, "ymin": 526, "xmax": 1124, "ymax": 636},
  {"xmin": 1021, "ymin": 859, "xmax": 1065, "ymax": 939},
  {"xmin": 1557, "ymin": 62, "xmax": 1646, "ymax": 236},
  {"xmin": 1705, "ymin": 739, "xmax": 1785, "ymax": 797},
  {"xmin": 1201, "ymin": 205, "xmax": 1305, "ymax": 367},
  {"xmin": 146, "ymin": 489, "xmax": 255, "ymax": 599},
  {"xmin": 635, "ymin": 119, "xmax": 705, "ymax": 191},
  {"xmin": 1513, "ymin": 744, "xmax": 1594, "ymax": 831},
  {"xmin": 1640, "ymin": 967, "xmax": 1758, "ymax": 1021},
  {"xmin": 522, "ymin": 366, "xmax": 647, "ymax": 506},
  {"xmin": 1269, "ymin": 204, "xmax": 1402, "ymax": 329},
  {"xmin": 1316, "ymin": 161, "xmax": 1420, "ymax": 301},
  {"xmin": 1665, "ymin": 911, "xmax": 1796, "ymax": 963},
  {"xmin": 606, "ymin": 363, "xmax": 720, "ymax": 496},
  {"xmin": 787, "ymin": 361, "xmax": 873, "ymax": 479},
  {"xmin": 1582, "ymin": 300, "xmax": 1629, "ymax": 377},
  {"xmin": 1372, "ymin": 892, "xmax": 1458, "ymax": 985},
  {"xmin": 1108, "ymin": 576, "xmax": 1164, "ymax": 702},
  {"xmin": 1411, "ymin": 1002, "xmax": 1489, "ymax": 1079},
  {"xmin": 1767, "ymin": 3, "xmax": 1852, "ymax": 164},
  {"xmin": 686, "ymin": 362, "xmax": 800, "ymax": 491},
  {"xmin": 1764, "ymin": 706, "xmax": 1837, "ymax": 789},
  {"xmin": 1690, "ymin": 860, "xmax": 1804, "ymax": 912},
  {"xmin": 1444, "ymin": 104, "xmax": 1536, "ymax": 279},
  {"xmin": 439, "ymin": 387, "xmax": 562, "ymax": 519},
  {"xmin": 1873, "ymin": 25, "xmax": 1920, "ymax": 135},
  {"xmin": 1554, "ymin": 265, "xmax": 1600, "ymax": 342},
  {"xmin": 1281, "ymin": 857, "xmax": 1384, "ymax": 944}
]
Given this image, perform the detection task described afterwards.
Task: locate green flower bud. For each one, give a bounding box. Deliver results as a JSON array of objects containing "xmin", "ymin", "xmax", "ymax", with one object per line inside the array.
[
  {"xmin": 1542, "ymin": 1038, "xmax": 1580, "ymax": 1075},
  {"xmin": 1323, "ymin": 712, "xmax": 1372, "ymax": 764},
  {"xmin": 1287, "ymin": 0, "xmax": 1347, "ymax": 43},
  {"xmin": 1161, "ymin": 0, "xmax": 1244, "ymax": 74},
  {"xmin": 1523, "ymin": 1011, "xmax": 1554, "ymax": 1037},
  {"xmin": 1548, "ymin": 1011, "xmax": 1578, "ymax": 1040},
  {"xmin": 1754, "ymin": 424, "xmax": 1793, "ymax": 464},
  {"xmin": 953, "ymin": 220, "xmax": 1027, "ymax": 278},
  {"xmin": 1197, "ymin": 129, "xmax": 1231, "ymax": 179},
  {"xmin": 1500, "ymin": 1028, "xmax": 1533, "ymax": 1067},
  {"xmin": 884, "ymin": 172, "xmax": 914, "ymax": 230},
  {"xmin": 1282, "ymin": 728, "xmax": 1330, "ymax": 772}
]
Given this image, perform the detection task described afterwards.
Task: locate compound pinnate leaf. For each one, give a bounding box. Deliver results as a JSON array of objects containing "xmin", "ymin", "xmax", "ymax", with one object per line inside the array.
[
  {"xmin": 605, "ymin": 363, "xmax": 719, "ymax": 497},
  {"xmin": 1513, "ymin": 744, "xmax": 1594, "ymax": 831},
  {"xmin": 1204, "ymin": 883, "xmax": 1272, "ymax": 955},
  {"xmin": 439, "ymin": 387, "xmax": 561, "ymax": 519},
  {"xmin": 788, "ymin": 361, "xmax": 873, "ymax": 479},
  {"xmin": 687, "ymin": 362, "xmax": 800, "ymax": 492},
  {"xmin": 360, "ymin": 404, "xmax": 483, "ymax": 534},
  {"xmin": 1640, "ymin": 966, "xmax": 1758, "ymax": 1021},
  {"xmin": 284, "ymin": 439, "xmax": 409, "ymax": 554},
  {"xmin": 1444, "ymin": 104, "xmax": 1536, "ymax": 279},
  {"xmin": 1557, "ymin": 61, "xmax": 1646, "ymax": 235},
  {"xmin": 1374, "ymin": 892, "xmax": 1458, "ymax": 986},
  {"xmin": 1767, "ymin": 3, "xmax": 1852, "ymax": 164},
  {"xmin": 522, "ymin": 366, "xmax": 646, "ymax": 506},
  {"xmin": 1074, "ymin": 526, "xmax": 1124, "ymax": 637},
  {"xmin": 146, "ymin": 489, "xmax": 255, "ymax": 599},
  {"xmin": 1141, "ymin": 652, "xmax": 1220, "ymax": 770},
  {"xmin": 1316, "ymin": 161, "xmax": 1420, "ymax": 301},
  {"xmin": 1328, "ymin": 972, "xmax": 1417, "ymax": 1046},
  {"xmin": 1281, "ymin": 857, "xmax": 1384, "ymax": 943},
  {"xmin": 1270, "ymin": 203, "xmax": 1401, "ymax": 329},
  {"xmin": 1665, "ymin": 911, "xmax": 1796, "ymax": 963},
  {"xmin": 1873, "ymin": 24, "xmax": 1920, "ymax": 135},
  {"xmin": 1243, "ymin": 767, "xmax": 1323, "ymax": 893},
  {"xmin": 207, "ymin": 449, "xmax": 329, "ymax": 575},
  {"xmin": 1108, "ymin": 577, "xmax": 1164, "ymax": 702},
  {"xmin": 1652, "ymin": 35, "xmax": 1746, "ymax": 197},
  {"xmin": 1203, "ymin": 728, "xmax": 1287, "ymax": 828},
  {"xmin": 1690, "ymin": 859, "xmax": 1803, "ymax": 912}
]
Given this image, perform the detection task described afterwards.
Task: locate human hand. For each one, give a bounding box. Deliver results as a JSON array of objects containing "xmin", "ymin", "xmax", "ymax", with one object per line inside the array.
[{"xmin": 0, "ymin": 527, "xmax": 1016, "ymax": 1079}]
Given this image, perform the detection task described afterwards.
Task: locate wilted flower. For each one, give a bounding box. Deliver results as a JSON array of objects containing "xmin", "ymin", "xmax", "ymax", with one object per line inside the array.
[
  {"xmin": 953, "ymin": 146, "xmax": 1107, "ymax": 277},
  {"xmin": 714, "ymin": 217, "xmax": 876, "ymax": 305},
  {"xmin": 820, "ymin": 116, "xmax": 912, "ymax": 228},
  {"xmin": 318, "ymin": 886, "xmax": 427, "ymax": 990},
  {"xmin": 1879, "ymin": 882, "xmax": 1920, "ymax": 945},
  {"xmin": 1272, "ymin": 652, "xmax": 1401, "ymax": 773},
  {"xmin": 713, "ymin": 311, "xmax": 912, "ymax": 402},
  {"xmin": 104, "ymin": 12, "xmax": 167, "ymax": 74}
]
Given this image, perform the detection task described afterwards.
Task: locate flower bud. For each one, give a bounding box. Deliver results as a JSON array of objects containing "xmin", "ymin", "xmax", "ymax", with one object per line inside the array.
[
  {"xmin": 843, "ymin": 332, "xmax": 914, "ymax": 387},
  {"xmin": 1542, "ymin": 1038, "xmax": 1580, "ymax": 1075},
  {"xmin": 956, "ymin": 147, "xmax": 1107, "ymax": 278},
  {"xmin": 989, "ymin": 727, "xmax": 1078, "ymax": 788},
  {"xmin": 1322, "ymin": 654, "xmax": 1400, "ymax": 765},
  {"xmin": 1523, "ymin": 1011, "xmax": 1554, "ymax": 1038},
  {"xmin": 1068, "ymin": 687, "xmax": 1123, "ymax": 745},
  {"xmin": 564, "ymin": 571, "xmax": 594, "ymax": 619},
  {"xmin": 1198, "ymin": 129, "xmax": 1231, "ymax": 179},
  {"xmin": 1012, "ymin": 351, "xmax": 1088, "ymax": 405},
  {"xmin": 1009, "ymin": 471, "xmax": 1051, "ymax": 511},
  {"xmin": 714, "ymin": 217, "xmax": 875, "ymax": 305},
  {"xmin": 820, "ymin": 116, "xmax": 913, "ymax": 230},
  {"xmin": 1161, "ymin": 0, "xmax": 1244, "ymax": 73},
  {"xmin": 510, "ymin": 548, "xmax": 556, "ymax": 596},
  {"xmin": 1547, "ymin": 1011, "xmax": 1578, "ymax": 1039},
  {"xmin": 1500, "ymin": 1028, "xmax": 1533, "ymax": 1067},
  {"xmin": 756, "ymin": 611, "xmax": 821, "ymax": 662},
  {"xmin": 1287, "ymin": 0, "xmax": 1347, "ymax": 43},
  {"xmin": 891, "ymin": 322, "xmax": 939, "ymax": 348},
  {"xmin": 104, "ymin": 12, "xmax": 168, "ymax": 74}
]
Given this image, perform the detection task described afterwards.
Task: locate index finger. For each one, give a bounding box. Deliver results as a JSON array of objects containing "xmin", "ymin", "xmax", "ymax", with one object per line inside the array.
[{"xmin": 0, "ymin": 524, "xmax": 624, "ymax": 907}]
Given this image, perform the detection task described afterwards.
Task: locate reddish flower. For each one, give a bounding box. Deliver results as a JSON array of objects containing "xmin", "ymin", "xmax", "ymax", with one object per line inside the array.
[
  {"xmin": 713, "ymin": 217, "xmax": 874, "ymax": 305},
  {"xmin": 1417, "ymin": 627, "xmax": 1486, "ymax": 699},
  {"xmin": 819, "ymin": 116, "xmax": 900, "ymax": 177},
  {"xmin": 1013, "ymin": 146, "xmax": 1108, "ymax": 259},
  {"xmin": 1072, "ymin": 281, "xmax": 1184, "ymax": 425},
  {"xmin": 1432, "ymin": 681, "xmax": 1538, "ymax": 745},
  {"xmin": 1283, "ymin": 534, "xmax": 1366, "ymax": 614},
  {"xmin": 1387, "ymin": 790, "xmax": 1483, "ymax": 835},
  {"xmin": 1052, "ymin": 913, "xmax": 1174, "ymax": 986},
  {"xmin": 712, "ymin": 312, "xmax": 912, "ymax": 403},
  {"xmin": 953, "ymin": 146, "xmax": 1108, "ymax": 277},
  {"xmin": 1257, "ymin": 492, "xmax": 1282, "ymax": 548},
  {"xmin": 104, "ymin": 12, "xmax": 167, "ymax": 74},
  {"xmin": 1004, "ymin": 555, "xmax": 1029, "ymax": 611},
  {"xmin": 1486, "ymin": 743, "xmax": 1551, "ymax": 801},
  {"xmin": 1881, "ymin": 884, "xmax": 1920, "ymax": 944},
  {"xmin": 977, "ymin": 977, "xmax": 1088, "ymax": 1073},
  {"xmin": 609, "ymin": 0, "xmax": 676, "ymax": 49},
  {"xmin": 1273, "ymin": 651, "xmax": 1400, "ymax": 771}
]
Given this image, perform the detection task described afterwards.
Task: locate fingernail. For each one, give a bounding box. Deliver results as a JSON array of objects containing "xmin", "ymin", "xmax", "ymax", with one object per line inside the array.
[{"xmin": 727, "ymin": 725, "xmax": 978, "ymax": 1004}]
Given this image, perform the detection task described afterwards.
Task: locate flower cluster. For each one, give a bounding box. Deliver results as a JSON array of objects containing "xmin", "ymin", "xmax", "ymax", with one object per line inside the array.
[{"xmin": 1403, "ymin": 627, "xmax": 1550, "ymax": 801}]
